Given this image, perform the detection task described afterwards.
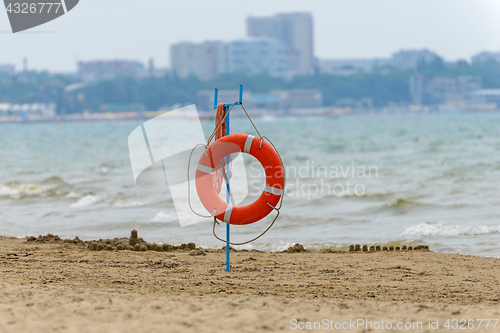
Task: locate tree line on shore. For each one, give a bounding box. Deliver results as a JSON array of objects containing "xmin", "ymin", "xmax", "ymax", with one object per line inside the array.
[{"xmin": 1, "ymin": 57, "xmax": 499, "ymax": 114}]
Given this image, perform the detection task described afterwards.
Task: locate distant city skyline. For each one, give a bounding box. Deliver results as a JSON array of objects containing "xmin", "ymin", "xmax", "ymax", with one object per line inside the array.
[{"xmin": 1, "ymin": 0, "xmax": 500, "ymax": 72}]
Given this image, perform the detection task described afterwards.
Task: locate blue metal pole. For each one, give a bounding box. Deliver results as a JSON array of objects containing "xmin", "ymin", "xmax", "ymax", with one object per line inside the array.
[
  {"xmin": 214, "ymin": 85, "xmax": 243, "ymax": 272},
  {"xmin": 225, "ymin": 105, "xmax": 230, "ymax": 272},
  {"xmin": 238, "ymin": 84, "xmax": 243, "ymax": 104}
]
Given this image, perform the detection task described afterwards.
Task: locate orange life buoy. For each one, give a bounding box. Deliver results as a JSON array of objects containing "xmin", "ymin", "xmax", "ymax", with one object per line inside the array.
[{"xmin": 195, "ymin": 133, "xmax": 284, "ymax": 225}]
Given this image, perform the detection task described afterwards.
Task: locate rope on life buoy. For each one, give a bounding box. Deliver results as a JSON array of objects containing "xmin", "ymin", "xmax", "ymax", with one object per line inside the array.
[{"xmin": 213, "ymin": 103, "xmax": 228, "ymax": 195}]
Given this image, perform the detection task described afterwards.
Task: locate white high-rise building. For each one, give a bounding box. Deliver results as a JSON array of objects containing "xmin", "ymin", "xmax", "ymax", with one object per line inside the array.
[
  {"xmin": 218, "ymin": 37, "xmax": 287, "ymax": 78},
  {"xmin": 171, "ymin": 38, "xmax": 286, "ymax": 80},
  {"xmin": 170, "ymin": 41, "xmax": 221, "ymax": 81},
  {"xmin": 247, "ymin": 12, "xmax": 314, "ymax": 76}
]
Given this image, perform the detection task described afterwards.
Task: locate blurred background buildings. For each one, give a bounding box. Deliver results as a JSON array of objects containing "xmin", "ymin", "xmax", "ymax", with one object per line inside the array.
[{"xmin": 2, "ymin": 11, "xmax": 500, "ymax": 120}]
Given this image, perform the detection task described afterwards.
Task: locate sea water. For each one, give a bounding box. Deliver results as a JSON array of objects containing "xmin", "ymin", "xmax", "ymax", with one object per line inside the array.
[{"xmin": 0, "ymin": 112, "xmax": 499, "ymax": 257}]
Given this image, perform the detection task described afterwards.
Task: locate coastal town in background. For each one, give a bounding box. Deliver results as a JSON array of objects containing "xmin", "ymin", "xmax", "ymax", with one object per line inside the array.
[{"xmin": 2, "ymin": 12, "xmax": 500, "ymax": 122}]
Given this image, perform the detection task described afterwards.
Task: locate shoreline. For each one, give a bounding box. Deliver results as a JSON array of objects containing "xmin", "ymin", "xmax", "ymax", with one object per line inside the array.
[
  {"xmin": 2, "ymin": 109, "xmax": 499, "ymax": 125},
  {"xmin": 3, "ymin": 232, "xmax": 499, "ymax": 259},
  {"xmin": 1, "ymin": 234, "xmax": 500, "ymax": 332},
  {"xmin": 1, "ymin": 229, "xmax": 499, "ymax": 259}
]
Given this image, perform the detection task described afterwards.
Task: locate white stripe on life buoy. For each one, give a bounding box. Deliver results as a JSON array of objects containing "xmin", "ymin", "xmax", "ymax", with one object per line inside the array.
[
  {"xmin": 264, "ymin": 185, "xmax": 284, "ymax": 196},
  {"xmin": 244, "ymin": 135, "xmax": 255, "ymax": 153},
  {"xmin": 224, "ymin": 205, "xmax": 233, "ymax": 223},
  {"xmin": 197, "ymin": 164, "xmax": 214, "ymax": 174}
]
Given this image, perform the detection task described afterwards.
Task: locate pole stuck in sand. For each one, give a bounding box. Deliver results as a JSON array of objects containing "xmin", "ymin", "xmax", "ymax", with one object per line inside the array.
[
  {"xmin": 213, "ymin": 86, "xmax": 242, "ymax": 271},
  {"xmin": 225, "ymin": 94, "xmax": 231, "ymax": 272},
  {"xmin": 189, "ymin": 84, "xmax": 284, "ymax": 272}
]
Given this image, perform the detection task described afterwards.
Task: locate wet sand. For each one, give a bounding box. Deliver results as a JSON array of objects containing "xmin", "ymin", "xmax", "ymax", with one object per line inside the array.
[{"xmin": 1, "ymin": 235, "xmax": 499, "ymax": 332}]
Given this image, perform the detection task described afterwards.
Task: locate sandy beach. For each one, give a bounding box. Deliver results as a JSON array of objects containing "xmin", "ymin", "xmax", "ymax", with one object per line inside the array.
[{"xmin": 0, "ymin": 234, "xmax": 499, "ymax": 332}]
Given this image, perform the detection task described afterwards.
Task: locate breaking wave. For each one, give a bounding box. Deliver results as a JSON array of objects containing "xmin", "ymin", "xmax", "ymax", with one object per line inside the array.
[
  {"xmin": 402, "ymin": 222, "xmax": 500, "ymax": 237},
  {"xmin": 70, "ymin": 195, "xmax": 102, "ymax": 208},
  {"xmin": 0, "ymin": 183, "xmax": 60, "ymax": 199},
  {"xmin": 112, "ymin": 199, "xmax": 151, "ymax": 208}
]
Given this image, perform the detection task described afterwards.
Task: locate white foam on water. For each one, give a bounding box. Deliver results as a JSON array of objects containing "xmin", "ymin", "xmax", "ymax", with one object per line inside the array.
[
  {"xmin": 0, "ymin": 185, "xmax": 20, "ymax": 198},
  {"xmin": 70, "ymin": 195, "xmax": 102, "ymax": 208},
  {"xmin": 0, "ymin": 184, "xmax": 57, "ymax": 199},
  {"xmin": 402, "ymin": 222, "xmax": 500, "ymax": 237},
  {"xmin": 112, "ymin": 199, "xmax": 150, "ymax": 208}
]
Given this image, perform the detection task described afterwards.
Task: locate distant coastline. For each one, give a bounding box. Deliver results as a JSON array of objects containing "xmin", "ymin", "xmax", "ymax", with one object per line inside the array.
[{"xmin": 2, "ymin": 105, "xmax": 500, "ymax": 124}]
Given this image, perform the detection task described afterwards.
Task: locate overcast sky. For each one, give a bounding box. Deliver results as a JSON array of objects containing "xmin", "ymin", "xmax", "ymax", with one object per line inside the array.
[{"xmin": 1, "ymin": 0, "xmax": 500, "ymax": 72}]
